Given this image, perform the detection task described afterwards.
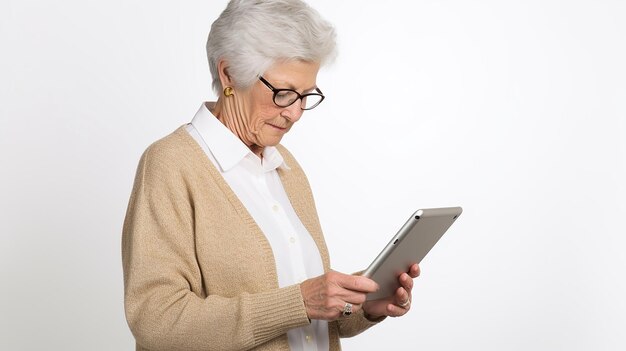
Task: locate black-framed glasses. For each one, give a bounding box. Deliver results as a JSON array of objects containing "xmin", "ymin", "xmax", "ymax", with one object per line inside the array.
[{"xmin": 259, "ymin": 76, "xmax": 325, "ymax": 110}]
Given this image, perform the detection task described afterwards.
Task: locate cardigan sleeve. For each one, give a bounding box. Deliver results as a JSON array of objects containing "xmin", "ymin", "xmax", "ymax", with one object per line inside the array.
[
  {"xmin": 335, "ymin": 307, "xmax": 386, "ymax": 338},
  {"xmin": 122, "ymin": 146, "xmax": 310, "ymax": 351},
  {"xmin": 334, "ymin": 275, "xmax": 385, "ymax": 338}
]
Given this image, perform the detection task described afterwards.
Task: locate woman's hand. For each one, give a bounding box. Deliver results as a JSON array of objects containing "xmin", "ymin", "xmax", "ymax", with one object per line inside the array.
[
  {"xmin": 300, "ymin": 270, "xmax": 379, "ymax": 320},
  {"xmin": 362, "ymin": 263, "xmax": 420, "ymax": 319}
]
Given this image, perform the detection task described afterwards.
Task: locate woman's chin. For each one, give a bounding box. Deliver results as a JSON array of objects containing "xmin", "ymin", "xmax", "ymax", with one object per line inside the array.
[
  {"xmin": 263, "ymin": 136, "xmax": 284, "ymax": 147},
  {"xmin": 260, "ymin": 127, "xmax": 289, "ymax": 145}
]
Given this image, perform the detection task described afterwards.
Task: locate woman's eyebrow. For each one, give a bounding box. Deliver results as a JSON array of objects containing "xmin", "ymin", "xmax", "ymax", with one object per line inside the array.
[
  {"xmin": 277, "ymin": 80, "xmax": 317, "ymax": 93},
  {"xmin": 303, "ymin": 85, "xmax": 318, "ymax": 93}
]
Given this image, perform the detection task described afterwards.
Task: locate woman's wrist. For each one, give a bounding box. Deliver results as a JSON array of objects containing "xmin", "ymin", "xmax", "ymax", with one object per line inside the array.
[
  {"xmin": 362, "ymin": 304, "xmax": 386, "ymax": 322},
  {"xmin": 363, "ymin": 311, "xmax": 385, "ymax": 322}
]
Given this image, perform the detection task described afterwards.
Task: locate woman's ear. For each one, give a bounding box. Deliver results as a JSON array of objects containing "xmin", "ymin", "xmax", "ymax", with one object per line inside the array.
[{"xmin": 217, "ymin": 59, "xmax": 234, "ymax": 88}]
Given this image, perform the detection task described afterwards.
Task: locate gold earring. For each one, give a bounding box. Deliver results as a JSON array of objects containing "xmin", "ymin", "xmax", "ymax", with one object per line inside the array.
[{"xmin": 223, "ymin": 86, "xmax": 234, "ymax": 97}]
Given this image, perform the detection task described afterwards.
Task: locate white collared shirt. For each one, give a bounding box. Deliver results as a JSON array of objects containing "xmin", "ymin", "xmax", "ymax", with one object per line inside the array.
[{"xmin": 186, "ymin": 102, "xmax": 329, "ymax": 351}]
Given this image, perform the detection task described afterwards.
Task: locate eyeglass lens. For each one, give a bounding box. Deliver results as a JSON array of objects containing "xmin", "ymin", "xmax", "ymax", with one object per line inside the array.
[{"xmin": 274, "ymin": 91, "xmax": 322, "ymax": 110}]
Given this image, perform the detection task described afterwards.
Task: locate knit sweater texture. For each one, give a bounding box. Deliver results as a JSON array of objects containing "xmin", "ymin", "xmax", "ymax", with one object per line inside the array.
[{"xmin": 122, "ymin": 126, "xmax": 378, "ymax": 350}]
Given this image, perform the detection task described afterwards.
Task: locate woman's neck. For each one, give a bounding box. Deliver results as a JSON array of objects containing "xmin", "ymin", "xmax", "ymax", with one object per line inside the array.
[{"xmin": 208, "ymin": 100, "xmax": 264, "ymax": 159}]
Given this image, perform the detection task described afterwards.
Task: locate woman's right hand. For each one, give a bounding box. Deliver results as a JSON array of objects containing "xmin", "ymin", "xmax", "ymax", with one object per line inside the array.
[{"xmin": 299, "ymin": 271, "xmax": 379, "ymax": 320}]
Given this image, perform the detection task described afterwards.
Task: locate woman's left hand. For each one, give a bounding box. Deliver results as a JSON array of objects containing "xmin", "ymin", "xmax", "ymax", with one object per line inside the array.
[{"xmin": 362, "ymin": 263, "xmax": 420, "ymax": 319}]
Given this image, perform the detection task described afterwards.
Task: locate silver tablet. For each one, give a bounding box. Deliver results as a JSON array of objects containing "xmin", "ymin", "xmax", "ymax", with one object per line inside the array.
[{"xmin": 363, "ymin": 207, "xmax": 462, "ymax": 301}]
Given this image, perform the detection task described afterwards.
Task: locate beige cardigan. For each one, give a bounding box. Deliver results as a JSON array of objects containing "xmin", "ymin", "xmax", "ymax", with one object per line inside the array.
[{"xmin": 122, "ymin": 127, "xmax": 379, "ymax": 350}]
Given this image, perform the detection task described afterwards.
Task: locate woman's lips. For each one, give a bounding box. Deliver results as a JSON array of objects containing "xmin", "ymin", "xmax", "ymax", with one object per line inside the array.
[{"xmin": 268, "ymin": 123, "xmax": 287, "ymax": 131}]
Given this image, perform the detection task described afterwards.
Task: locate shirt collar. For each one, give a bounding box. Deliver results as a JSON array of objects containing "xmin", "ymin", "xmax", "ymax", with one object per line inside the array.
[{"xmin": 190, "ymin": 102, "xmax": 290, "ymax": 173}]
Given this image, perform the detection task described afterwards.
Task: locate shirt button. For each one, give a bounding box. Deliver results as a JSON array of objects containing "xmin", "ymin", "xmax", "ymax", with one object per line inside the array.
[
  {"xmin": 272, "ymin": 204, "xmax": 279, "ymax": 212},
  {"xmin": 305, "ymin": 335, "xmax": 312, "ymax": 342},
  {"xmin": 289, "ymin": 237, "xmax": 296, "ymax": 244}
]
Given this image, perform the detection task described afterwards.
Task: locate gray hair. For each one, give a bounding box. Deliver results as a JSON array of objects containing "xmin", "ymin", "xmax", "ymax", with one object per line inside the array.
[{"xmin": 206, "ymin": 0, "xmax": 337, "ymax": 93}]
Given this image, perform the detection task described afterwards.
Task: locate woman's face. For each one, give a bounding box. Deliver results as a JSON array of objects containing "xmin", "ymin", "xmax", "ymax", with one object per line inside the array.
[{"xmin": 235, "ymin": 60, "xmax": 321, "ymax": 149}]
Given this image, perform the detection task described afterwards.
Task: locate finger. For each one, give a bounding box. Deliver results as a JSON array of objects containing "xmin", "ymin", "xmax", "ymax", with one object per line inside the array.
[
  {"xmin": 322, "ymin": 274, "xmax": 371, "ymax": 308},
  {"xmin": 409, "ymin": 264, "xmax": 420, "ymax": 278},
  {"xmin": 336, "ymin": 273, "xmax": 379, "ymax": 293},
  {"xmin": 347, "ymin": 291, "xmax": 368, "ymax": 305},
  {"xmin": 386, "ymin": 303, "xmax": 409, "ymax": 317},
  {"xmin": 399, "ymin": 272, "xmax": 414, "ymax": 292},
  {"xmin": 327, "ymin": 274, "xmax": 370, "ymax": 304},
  {"xmin": 394, "ymin": 286, "xmax": 410, "ymax": 309},
  {"xmin": 335, "ymin": 289, "xmax": 368, "ymax": 305}
]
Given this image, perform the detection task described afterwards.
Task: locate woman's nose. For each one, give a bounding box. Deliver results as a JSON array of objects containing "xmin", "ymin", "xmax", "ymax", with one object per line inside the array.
[{"xmin": 282, "ymin": 102, "xmax": 304, "ymax": 122}]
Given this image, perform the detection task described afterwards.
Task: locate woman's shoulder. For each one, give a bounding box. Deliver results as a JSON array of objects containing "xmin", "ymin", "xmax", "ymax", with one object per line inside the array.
[
  {"xmin": 142, "ymin": 125, "xmax": 207, "ymax": 164},
  {"xmin": 136, "ymin": 125, "xmax": 204, "ymax": 181},
  {"xmin": 143, "ymin": 125, "xmax": 194, "ymax": 159}
]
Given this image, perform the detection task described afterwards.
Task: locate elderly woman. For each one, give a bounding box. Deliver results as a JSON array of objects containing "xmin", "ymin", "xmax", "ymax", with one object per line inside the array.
[{"xmin": 122, "ymin": 0, "xmax": 420, "ymax": 350}]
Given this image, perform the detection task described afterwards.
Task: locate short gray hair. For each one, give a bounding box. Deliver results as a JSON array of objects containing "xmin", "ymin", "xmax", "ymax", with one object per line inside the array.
[{"xmin": 206, "ymin": 0, "xmax": 337, "ymax": 93}]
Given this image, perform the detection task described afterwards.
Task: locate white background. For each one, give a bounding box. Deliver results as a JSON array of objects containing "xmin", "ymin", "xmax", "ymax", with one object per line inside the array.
[{"xmin": 1, "ymin": 0, "xmax": 625, "ymax": 350}]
